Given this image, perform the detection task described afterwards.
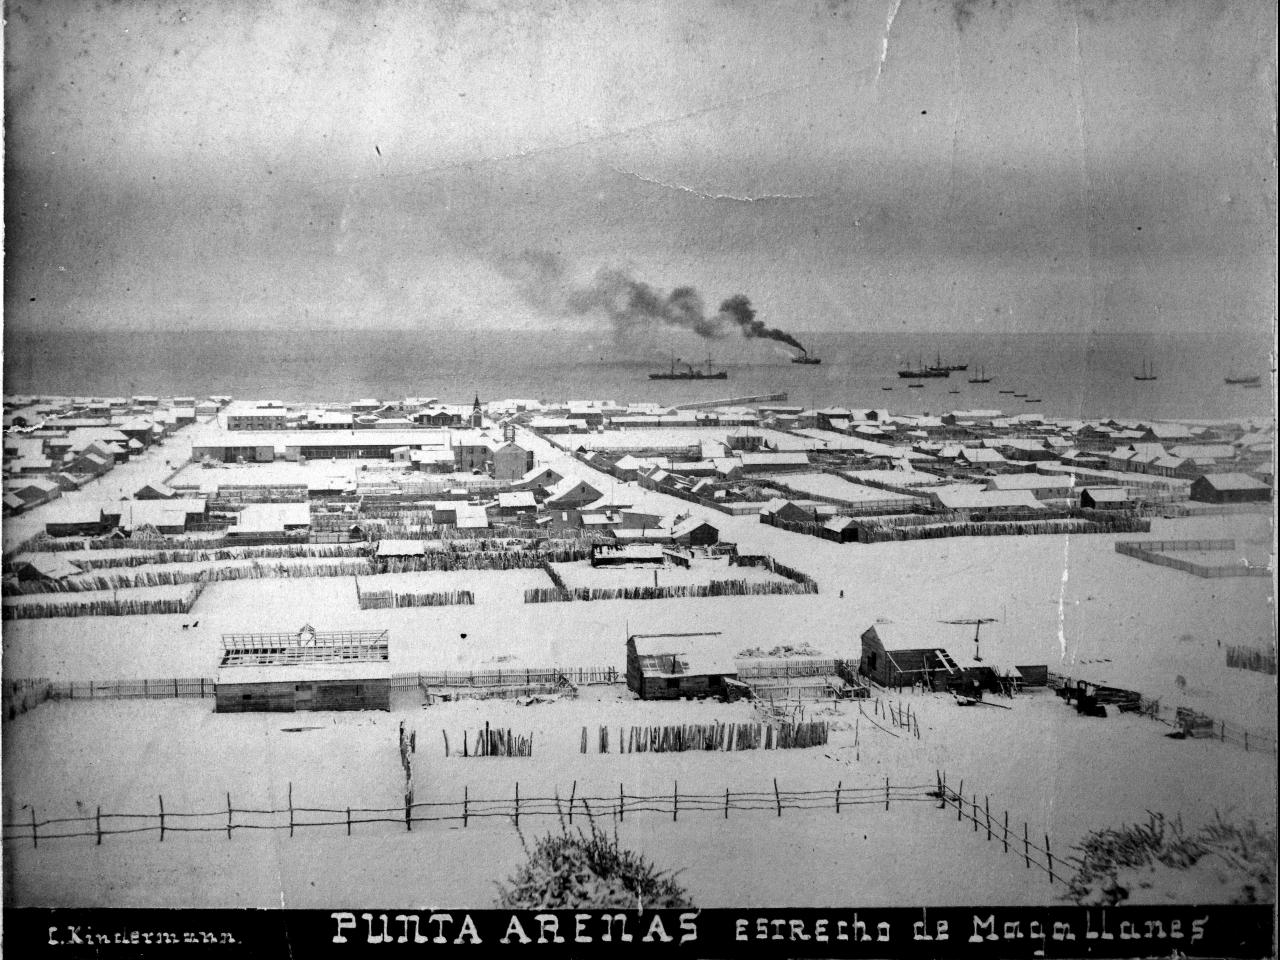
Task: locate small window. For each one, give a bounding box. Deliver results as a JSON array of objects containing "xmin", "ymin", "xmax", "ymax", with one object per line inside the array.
[{"xmin": 241, "ymin": 693, "xmax": 252, "ymax": 701}]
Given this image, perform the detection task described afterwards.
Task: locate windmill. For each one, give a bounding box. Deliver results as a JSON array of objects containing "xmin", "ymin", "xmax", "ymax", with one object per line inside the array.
[{"xmin": 940, "ymin": 617, "xmax": 999, "ymax": 661}]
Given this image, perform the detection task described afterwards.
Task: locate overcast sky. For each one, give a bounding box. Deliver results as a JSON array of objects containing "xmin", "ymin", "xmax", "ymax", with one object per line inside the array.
[{"xmin": 4, "ymin": 0, "xmax": 1276, "ymax": 335}]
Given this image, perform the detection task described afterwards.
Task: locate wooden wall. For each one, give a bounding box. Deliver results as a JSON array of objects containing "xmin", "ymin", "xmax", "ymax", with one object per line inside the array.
[{"xmin": 215, "ymin": 678, "xmax": 390, "ymax": 713}]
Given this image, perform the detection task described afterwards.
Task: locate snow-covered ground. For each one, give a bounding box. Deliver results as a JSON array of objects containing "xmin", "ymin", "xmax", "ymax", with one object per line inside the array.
[
  {"xmin": 2, "ymin": 422, "xmax": 1273, "ymax": 908},
  {"xmin": 4, "ymin": 687, "xmax": 1273, "ymax": 908},
  {"xmin": 763, "ymin": 471, "xmax": 918, "ymax": 504}
]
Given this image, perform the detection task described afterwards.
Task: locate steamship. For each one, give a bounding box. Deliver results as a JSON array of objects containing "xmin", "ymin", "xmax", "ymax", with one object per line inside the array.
[
  {"xmin": 649, "ymin": 352, "xmax": 728, "ymax": 380},
  {"xmin": 791, "ymin": 348, "xmax": 821, "ymax": 365}
]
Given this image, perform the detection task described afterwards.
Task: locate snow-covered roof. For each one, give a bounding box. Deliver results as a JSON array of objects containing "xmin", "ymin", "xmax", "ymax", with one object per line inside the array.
[
  {"xmin": 375, "ymin": 539, "xmax": 426, "ymax": 557},
  {"xmin": 1196, "ymin": 473, "xmax": 1270, "ymax": 491},
  {"xmin": 935, "ymin": 488, "xmax": 1044, "ymax": 511}
]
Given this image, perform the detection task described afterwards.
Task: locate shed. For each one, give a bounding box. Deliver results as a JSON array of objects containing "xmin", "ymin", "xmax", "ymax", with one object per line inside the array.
[
  {"xmin": 626, "ymin": 633, "xmax": 738, "ymax": 700},
  {"xmin": 215, "ymin": 627, "xmax": 391, "ymax": 713}
]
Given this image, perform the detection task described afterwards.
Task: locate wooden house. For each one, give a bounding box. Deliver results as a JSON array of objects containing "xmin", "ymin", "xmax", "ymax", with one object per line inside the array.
[
  {"xmin": 215, "ymin": 627, "xmax": 391, "ymax": 713},
  {"xmin": 670, "ymin": 516, "xmax": 719, "ymax": 546},
  {"xmin": 1190, "ymin": 473, "xmax": 1271, "ymax": 504},
  {"xmin": 1079, "ymin": 487, "xmax": 1134, "ymax": 510},
  {"xmin": 543, "ymin": 477, "xmax": 603, "ymax": 509},
  {"xmin": 492, "ymin": 442, "xmax": 535, "ymax": 481},
  {"xmin": 626, "ymin": 632, "xmax": 738, "ymax": 700},
  {"xmin": 860, "ymin": 622, "xmax": 1042, "ymax": 694},
  {"xmin": 43, "ymin": 499, "xmax": 107, "ymax": 537}
]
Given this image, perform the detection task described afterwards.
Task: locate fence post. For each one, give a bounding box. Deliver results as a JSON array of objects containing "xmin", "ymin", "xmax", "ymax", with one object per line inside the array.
[
  {"xmin": 885, "ymin": 778, "xmax": 890, "ymax": 811},
  {"xmin": 1003, "ymin": 810, "xmax": 1009, "ymax": 853},
  {"xmin": 774, "ymin": 778, "xmax": 783, "ymax": 817},
  {"xmin": 1045, "ymin": 834, "xmax": 1054, "ymax": 883},
  {"xmin": 226, "ymin": 792, "xmax": 233, "ymax": 840},
  {"xmin": 724, "ymin": 787, "xmax": 730, "ymax": 819},
  {"xmin": 442, "ymin": 730, "xmax": 449, "ymax": 757},
  {"xmin": 514, "ymin": 782, "xmax": 520, "ymax": 828},
  {"xmin": 159, "ymin": 794, "xmax": 165, "ymax": 842},
  {"xmin": 463, "ymin": 785, "xmax": 469, "ymax": 828},
  {"xmin": 673, "ymin": 781, "xmax": 679, "ymax": 822},
  {"xmin": 618, "ymin": 783, "xmax": 623, "ymax": 823},
  {"xmin": 174, "ymin": 678, "xmax": 179, "ymax": 697},
  {"xmin": 568, "ymin": 780, "xmax": 577, "ymax": 824},
  {"xmin": 985, "ymin": 797, "xmax": 991, "ymax": 841},
  {"xmin": 31, "ymin": 807, "xmax": 37, "ymax": 849},
  {"xmin": 836, "ymin": 780, "xmax": 842, "ymax": 814},
  {"xmin": 957, "ymin": 780, "xmax": 964, "ymax": 820},
  {"xmin": 1024, "ymin": 822, "xmax": 1030, "ymax": 868},
  {"xmin": 972, "ymin": 795, "xmax": 978, "ymax": 831},
  {"xmin": 346, "ymin": 808, "xmax": 351, "ymax": 836},
  {"xmin": 96, "ymin": 806, "xmax": 102, "ymax": 845},
  {"xmin": 288, "ymin": 782, "xmax": 294, "ymax": 838}
]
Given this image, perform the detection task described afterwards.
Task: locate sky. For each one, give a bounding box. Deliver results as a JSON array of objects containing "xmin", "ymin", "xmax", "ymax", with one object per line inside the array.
[{"xmin": 3, "ymin": 0, "xmax": 1276, "ymax": 336}]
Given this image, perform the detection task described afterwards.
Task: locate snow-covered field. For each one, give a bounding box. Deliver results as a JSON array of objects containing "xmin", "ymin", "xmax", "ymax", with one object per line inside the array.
[
  {"xmin": 2, "ymin": 422, "xmax": 1273, "ymax": 909},
  {"xmin": 4, "ymin": 687, "xmax": 1273, "ymax": 908}
]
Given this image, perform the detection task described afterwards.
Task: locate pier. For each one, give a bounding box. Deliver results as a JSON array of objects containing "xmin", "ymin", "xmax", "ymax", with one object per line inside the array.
[{"xmin": 674, "ymin": 392, "xmax": 788, "ymax": 411}]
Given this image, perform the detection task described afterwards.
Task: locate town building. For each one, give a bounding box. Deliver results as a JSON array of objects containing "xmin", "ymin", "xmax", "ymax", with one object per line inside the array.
[
  {"xmin": 215, "ymin": 626, "xmax": 391, "ymax": 713},
  {"xmin": 626, "ymin": 632, "xmax": 739, "ymax": 700}
]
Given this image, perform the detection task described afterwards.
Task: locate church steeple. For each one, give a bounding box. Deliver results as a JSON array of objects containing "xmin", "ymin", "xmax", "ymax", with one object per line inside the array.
[{"xmin": 471, "ymin": 394, "xmax": 483, "ymax": 428}]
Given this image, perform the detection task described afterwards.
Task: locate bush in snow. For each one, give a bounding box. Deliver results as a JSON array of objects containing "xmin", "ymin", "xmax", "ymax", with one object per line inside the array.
[
  {"xmin": 1067, "ymin": 812, "xmax": 1275, "ymax": 906},
  {"xmin": 496, "ymin": 813, "xmax": 691, "ymax": 910}
]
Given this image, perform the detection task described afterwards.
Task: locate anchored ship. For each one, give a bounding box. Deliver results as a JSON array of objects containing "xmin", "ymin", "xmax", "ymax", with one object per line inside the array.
[{"xmin": 649, "ymin": 353, "xmax": 728, "ymax": 381}]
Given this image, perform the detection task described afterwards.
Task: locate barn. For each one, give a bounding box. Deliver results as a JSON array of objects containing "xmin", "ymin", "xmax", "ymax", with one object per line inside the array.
[
  {"xmin": 1189, "ymin": 473, "xmax": 1271, "ymax": 504},
  {"xmin": 626, "ymin": 632, "xmax": 738, "ymax": 700},
  {"xmin": 215, "ymin": 626, "xmax": 391, "ymax": 713}
]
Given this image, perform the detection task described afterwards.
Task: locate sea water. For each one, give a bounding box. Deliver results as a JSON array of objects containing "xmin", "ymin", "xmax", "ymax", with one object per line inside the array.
[{"xmin": 4, "ymin": 328, "xmax": 1273, "ymax": 422}]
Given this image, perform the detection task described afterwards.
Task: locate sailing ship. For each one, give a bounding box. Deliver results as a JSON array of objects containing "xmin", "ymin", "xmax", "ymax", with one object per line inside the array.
[
  {"xmin": 967, "ymin": 365, "xmax": 992, "ymax": 384},
  {"xmin": 649, "ymin": 352, "xmax": 727, "ymax": 380},
  {"xmin": 1133, "ymin": 359, "xmax": 1158, "ymax": 381},
  {"xmin": 926, "ymin": 351, "xmax": 967, "ymax": 374}
]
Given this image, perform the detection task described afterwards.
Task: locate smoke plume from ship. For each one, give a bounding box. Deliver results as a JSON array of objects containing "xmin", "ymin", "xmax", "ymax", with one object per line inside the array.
[{"xmin": 501, "ymin": 251, "xmax": 808, "ymax": 354}]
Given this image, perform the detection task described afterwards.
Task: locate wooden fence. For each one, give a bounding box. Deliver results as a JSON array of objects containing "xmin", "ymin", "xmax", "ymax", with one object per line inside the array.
[
  {"xmin": 2, "ymin": 583, "xmax": 206, "ymax": 620},
  {"xmin": 445, "ymin": 724, "xmax": 534, "ymax": 757},
  {"xmin": 355, "ymin": 580, "xmax": 474, "ymax": 609},
  {"xmin": 2, "ymin": 779, "xmax": 965, "ymax": 845},
  {"xmin": 1115, "ymin": 540, "xmax": 1269, "ymax": 579},
  {"xmin": 937, "ymin": 773, "xmax": 1065, "ymax": 885},
  {"xmin": 405, "ymin": 666, "xmax": 621, "ymax": 688},
  {"xmin": 524, "ymin": 579, "xmax": 816, "ymax": 603},
  {"xmin": 580, "ymin": 721, "xmax": 830, "ymax": 753}
]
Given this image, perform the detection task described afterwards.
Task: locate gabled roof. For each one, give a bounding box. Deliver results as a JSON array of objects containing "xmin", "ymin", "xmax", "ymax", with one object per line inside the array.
[
  {"xmin": 1080, "ymin": 487, "xmax": 1132, "ymax": 502},
  {"xmin": 935, "ymin": 488, "xmax": 1044, "ymax": 511},
  {"xmin": 670, "ymin": 517, "xmax": 717, "ymax": 539},
  {"xmin": 1196, "ymin": 473, "xmax": 1270, "ymax": 491}
]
